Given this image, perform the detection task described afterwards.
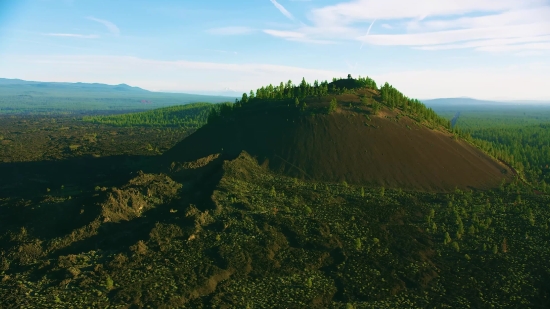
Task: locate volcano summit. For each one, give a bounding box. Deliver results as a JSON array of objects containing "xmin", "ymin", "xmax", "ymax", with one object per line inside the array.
[{"xmin": 164, "ymin": 77, "xmax": 511, "ymax": 191}]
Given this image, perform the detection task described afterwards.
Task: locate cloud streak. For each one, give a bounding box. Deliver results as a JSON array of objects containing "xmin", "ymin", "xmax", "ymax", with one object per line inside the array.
[
  {"xmin": 360, "ymin": 19, "xmax": 376, "ymax": 49},
  {"xmin": 264, "ymin": 0, "xmax": 550, "ymax": 53},
  {"xmin": 270, "ymin": 0, "xmax": 295, "ymax": 21},
  {"xmin": 263, "ymin": 29, "xmax": 335, "ymax": 44},
  {"xmin": 87, "ymin": 16, "xmax": 120, "ymax": 35},
  {"xmin": 358, "ymin": 22, "xmax": 550, "ymax": 46},
  {"xmin": 309, "ymin": 0, "xmax": 546, "ymax": 25}
]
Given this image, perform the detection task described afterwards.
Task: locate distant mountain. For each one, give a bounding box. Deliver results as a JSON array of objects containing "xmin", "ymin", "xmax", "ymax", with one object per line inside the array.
[
  {"xmin": 0, "ymin": 78, "xmax": 237, "ymax": 114},
  {"xmin": 422, "ymin": 97, "xmax": 550, "ymax": 106},
  {"xmin": 0, "ymin": 78, "xmax": 150, "ymax": 93},
  {"xmin": 423, "ymin": 98, "xmax": 508, "ymax": 106}
]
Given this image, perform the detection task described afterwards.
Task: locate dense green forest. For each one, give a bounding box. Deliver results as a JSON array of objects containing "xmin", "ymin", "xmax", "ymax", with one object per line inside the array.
[
  {"xmin": 82, "ymin": 103, "xmax": 214, "ymax": 128},
  {"xmin": 378, "ymin": 82, "xmax": 449, "ymax": 129},
  {"xmin": 2, "ymin": 150, "xmax": 550, "ymax": 308},
  {"xmin": 432, "ymin": 107, "xmax": 550, "ymax": 189}
]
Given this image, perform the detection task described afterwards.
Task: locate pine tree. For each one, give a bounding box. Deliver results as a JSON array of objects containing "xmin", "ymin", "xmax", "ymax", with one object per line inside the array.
[
  {"xmin": 444, "ymin": 232, "xmax": 452, "ymax": 244},
  {"xmin": 328, "ymin": 98, "xmax": 338, "ymax": 114},
  {"xmin": 371, "ymin": 102, "xmax": 380, "ymax": 115},
  {"xmin": 501, "ymin": 238, "xmax": 508, "ymax": 253},
  {"xmin": 452, "ymin": 242, "xmax": 460, "ymax": 252}
]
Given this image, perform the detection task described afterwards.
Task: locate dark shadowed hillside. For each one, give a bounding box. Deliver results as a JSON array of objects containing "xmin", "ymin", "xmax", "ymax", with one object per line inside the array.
[{"xmin": 163, "ymin": 87, "xmax": 510, "ymax": 191}]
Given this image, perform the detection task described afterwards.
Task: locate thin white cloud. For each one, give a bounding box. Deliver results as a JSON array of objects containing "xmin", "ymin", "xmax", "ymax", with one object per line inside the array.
[
  {"xmin": 86, "ymin": 16, "xmax": 120, "ymax": 35},
  {"xmin": 44, "ymin": 33, "xmax": 100, "ymax": 39},
  {"xmin": 406, "ymin": 7, "xmax": 550, "ymax": 32},
  {"xmin": 206, "ymin": 26, "xmax": 254, "ymax": 35},
  {"xmin": 265, "ymin": 0, "xmax": 550, "ymax": 52},
  {"xmin": 366, "ymin": 19, "xmax": 377, "ymax": 35},
  {"xmin": 263, "ymin": 29, "xmax": 304, "ymax": 39},
  {"xmin": 477, "ymin": 42, "xmax": 550, "ymax": 52},
  {"xmin": 270, "ymin": 0, "xmax": 295, "ymax": 21},
  {"xmin": 415, "ymin": 35, "xmax": 550, "ymax": 51},
  {"xmin": 360, "ymin": 19, "xmax": 377, "ymax": 49},
  {"xmin": 309, "ymin": 0, "xmax": 545, "ymax": 25},
  {"xmin": 358, "ymin": 22, "xmax": 550, "ymax": 46},
  {"xmin": 263, "ymin": 29, "xmax": 335, "ymax": 44}
]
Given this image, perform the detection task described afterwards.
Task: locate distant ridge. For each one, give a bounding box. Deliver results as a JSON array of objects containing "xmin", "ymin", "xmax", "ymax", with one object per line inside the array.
[
  {"xmin": 423, "ymin": 97, "xmax": 550, "ymax": 106},
  {"xmin": 0, "ymin": 78, "xmax": 150, "ymax": 93},
  {"xmin": 0, "ymin": 78, "xmax": 236, "ymax": 114}
]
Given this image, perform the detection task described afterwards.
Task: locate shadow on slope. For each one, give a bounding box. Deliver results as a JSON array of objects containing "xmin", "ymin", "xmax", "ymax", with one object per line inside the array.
[{"xmin": 162, "ymin": 99, "xmax": 511, "ymax": 192}]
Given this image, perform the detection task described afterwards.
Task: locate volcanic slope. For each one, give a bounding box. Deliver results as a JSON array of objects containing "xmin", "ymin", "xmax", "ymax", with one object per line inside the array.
[{"xmin": 163, "ymin": 82, "xmax": 511, "ymax": 191}]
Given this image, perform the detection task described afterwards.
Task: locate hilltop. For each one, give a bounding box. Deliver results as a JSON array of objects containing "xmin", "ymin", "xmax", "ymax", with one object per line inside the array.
[{"xmin": 163, "ymin": 76, "xmax": 511, "ymax": 191}]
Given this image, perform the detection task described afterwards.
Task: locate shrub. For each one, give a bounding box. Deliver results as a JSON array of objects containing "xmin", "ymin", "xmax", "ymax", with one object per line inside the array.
[
  {"xmin": 452, "ymin": 242, "xmax": 460, "ymax": 252},
  {"xmin": 328, "ymin": 98, "xmax": 338, "ymax": 114},
  {"xmin": 355, "ymin": 238, "xmax": 362, "ymax": 250},
  {"xmin": 105, "ymin": 276, "xmax": 114, "ymax": 290},
  {"xmin": 372, "ymin": 102, "xmax": 381, "ymax": 115}
]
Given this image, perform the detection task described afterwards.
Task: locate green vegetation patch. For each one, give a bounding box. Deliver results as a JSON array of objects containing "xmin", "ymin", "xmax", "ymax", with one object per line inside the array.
[
  {"xmin": 83, "ymin": 102, "xmax": 213, "ymax": 128},
  {"xmin": 2, "ymin": 152, "xmax": 549, "ymax": 308}
]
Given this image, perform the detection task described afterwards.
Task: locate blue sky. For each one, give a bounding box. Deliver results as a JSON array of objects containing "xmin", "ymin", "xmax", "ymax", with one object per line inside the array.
[{"xmin": 0, "ymin": 0, "xmax": 549, "ymax": 100}]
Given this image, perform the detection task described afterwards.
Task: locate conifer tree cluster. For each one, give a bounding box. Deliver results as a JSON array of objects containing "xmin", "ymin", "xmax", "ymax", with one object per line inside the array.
[
  {"xmin": 252, "ymin": 78, "xmax": 331, "ymax": 100},
  {"xmin": 84, "ymin": 103, "xmax": 212, "ymax": 128},
  {"xmin": 207, "ymin": 76, "xmax": 450, "ymax": 130},
  {"xmin": 453, "ymin": 121, "xmax": 550, "ymax": 185},
  {"xmin": 379, "ymin": 82, "xmax": 449, "ymax": 129}
]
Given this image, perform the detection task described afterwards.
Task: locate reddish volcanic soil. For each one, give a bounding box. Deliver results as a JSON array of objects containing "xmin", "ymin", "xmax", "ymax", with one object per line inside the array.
[{"xmin": 163, "ymin": 99, "xmax": 511, "ymax": 192}]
